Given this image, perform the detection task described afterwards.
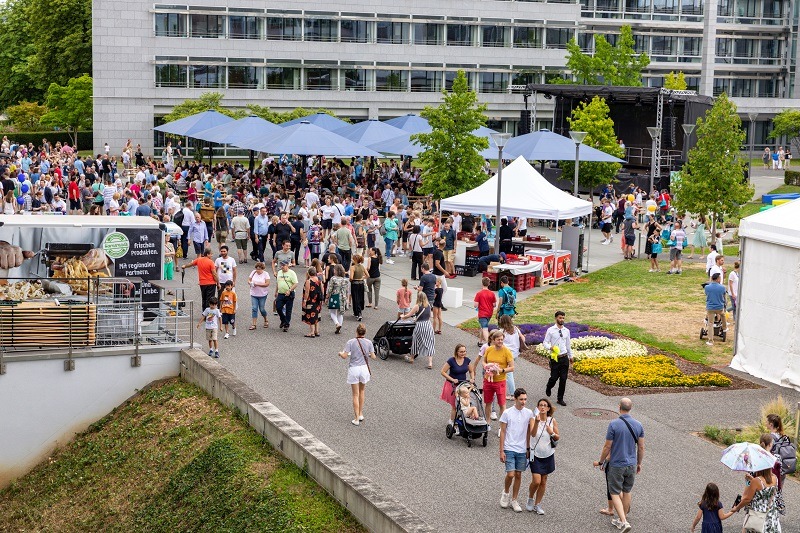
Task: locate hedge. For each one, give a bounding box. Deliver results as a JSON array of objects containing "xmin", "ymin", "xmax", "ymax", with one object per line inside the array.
[
  {"xmin": 0, "ymin": 131, "xmax": 93, "ymax": 150},
  {"xmin": 785, "ymin": 170, "xmax": 800, "ymax": 186}
]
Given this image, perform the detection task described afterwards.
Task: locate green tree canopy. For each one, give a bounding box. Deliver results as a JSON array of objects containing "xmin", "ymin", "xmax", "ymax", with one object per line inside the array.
[
  {"xmin": 560, "ymin": 96, "xmax": 624, "ymax": 190},
  {"xmin": 663, "ymin": 71, "xmax": 688, "ymax": 90},
  {"xmin": 411, "ymin": 71, "xmax": 489, "ymax": 199},
  {"xmin": 5, "ymin": 101, "xmax": 49, "ymax": 131},
  {"xmin": 562, "ymin": 25, "xmax": 649, "ymax": 86},
  {"xmin": 768, "ymin": 109, "xmax": 800, "ymax": 151},
  {"xmin": 40, "ymin": 75, "xmax": 93, "ymax": 150},
  {"xmin": 160, "ymin": 92, "xmax": 246, "ymax": 124},
  {"xmin": 244, "ymin": 105, "xmax": 345, "ymax": 124},
  {"xmin": 0, "ymin": 0, "xmax": 41, "ymax": 109},
  {"xmin": 673, "ymin": 93, "xmax": 754, "ymax": 235}
]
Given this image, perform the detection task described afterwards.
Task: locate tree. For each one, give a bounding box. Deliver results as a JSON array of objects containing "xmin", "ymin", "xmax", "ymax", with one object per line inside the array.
[
  {"xmin": 663, "ymin": 71, "xmax": 688, "ymax": 90},
  {"xmin": 0, "ymin": 1, "xmax": 42, "ymax": 109},
  {"xmin": 768, "ymin": 109, "xmax": 800, "ymax": 152},
  {"xmin": 672, "ymin": 93, "xmax": 754, "ymax": 236},
  {"xmin": 160, "ymin": 92, "xmax": 246, "ymax": 125},
  {"xmin": 560, "ymin": 96, "xmax": 624, "ymax": 190},
  {"xmin": 244, "ymin": 105, "xmax": 345, "ymax": 124},
  {"xmin": 40, "ymin": 75, "xmax": 93, "ymax": 150},
  {"xmin": 411, "ymin": 71, "xmax": 489, "ymax": 199},
  {"xmin": 5, "ymin": 101, "xmax": 49, "ymax": 131},
  {"xmin": 561, "ymin": 25, "xmax": 649, "ymax": 86}
]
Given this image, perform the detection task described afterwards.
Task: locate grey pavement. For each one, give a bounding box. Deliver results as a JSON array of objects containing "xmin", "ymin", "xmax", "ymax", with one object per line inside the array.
[{"xmin": 177, "ymin": 235, "xmax": 799, "ymax": 532}]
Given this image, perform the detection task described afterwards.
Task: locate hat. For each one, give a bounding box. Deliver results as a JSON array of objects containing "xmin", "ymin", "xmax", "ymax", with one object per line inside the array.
[{"xmin": 499, "ymin": 252, "xmax": 507, "ymax": 261}]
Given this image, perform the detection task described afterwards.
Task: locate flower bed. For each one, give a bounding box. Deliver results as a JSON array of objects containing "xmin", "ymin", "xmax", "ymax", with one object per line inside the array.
[
  {"xmin": 533, "ymin": 336, "xmax": 648, "ymax": 361},
  {"xmin": 490, "ymin": 322, "xmax": 613, "ymax": 346}
]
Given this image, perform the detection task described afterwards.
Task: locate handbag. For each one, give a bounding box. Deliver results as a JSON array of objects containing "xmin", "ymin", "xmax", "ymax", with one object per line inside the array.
[
  {"xmin": 743, "ymin": 509, "xmax": 767, "ymax": 532},
  {"xmin": 651, "ymin": 242, "xmax": 663, "ymax": 254},
  {"xmin": 327, "ymin": 292, "xmax": 341, "ymax": 309}
]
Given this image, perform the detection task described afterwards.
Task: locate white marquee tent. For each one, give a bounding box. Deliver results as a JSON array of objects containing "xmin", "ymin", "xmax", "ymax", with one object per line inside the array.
[
  {"xmin": 731, "ymin": 199, "xmax": 800, "ymax": 391},
  {"xmin": 440, "ymin": 156, "xmax": 592, "ymax": 220}
]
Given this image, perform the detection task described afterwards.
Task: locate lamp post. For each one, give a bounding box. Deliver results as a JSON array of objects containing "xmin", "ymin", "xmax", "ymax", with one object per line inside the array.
[
  {"xmin": 569, "ymin": 131, "xmax": 588, "ymax": 196},
  {"xmin": 747, "ymin": 112, "xmax": 758, "ymax": 182},
  {"xmin": 646, "ymin": 126, "xmax": 662, "ymax": 193},
  {"xmin": 490, "ymin": 132, "xmax": 512, "ymax": 254},
  {"xmin": 681, "ymin": 123, "xmax": 696, "ymax": 166}
]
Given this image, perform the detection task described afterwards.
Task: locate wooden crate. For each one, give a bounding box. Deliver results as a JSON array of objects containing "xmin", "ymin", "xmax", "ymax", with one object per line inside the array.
[{"xmin": 0, "ymin": 301, "xmax": 97, "ymax": 347}]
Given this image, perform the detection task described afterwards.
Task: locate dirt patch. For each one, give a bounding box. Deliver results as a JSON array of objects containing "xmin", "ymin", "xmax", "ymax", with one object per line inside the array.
[{"xmin": 463, "ymin": 328, "xmax": 759, "ymax": 396}]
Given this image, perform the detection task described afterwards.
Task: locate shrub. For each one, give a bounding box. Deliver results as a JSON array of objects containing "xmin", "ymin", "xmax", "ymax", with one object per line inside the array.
[
  {"xmin": 0, "ymin": 130, "xmax": 93, "ymax": 149},
  {"xmin": 704, "ymin": 425, "xmax": 741, "ymax": 446},
  {"xmin": 739, "ymin": 395, "xmax": 797, "ymax": 443},
  {"xmin": 574, "ymin": 355, "xmax": 732, "ymax": 388},
  {"xmin": 785, "ymin": 169, "xmax": 800, "ymax": 186}
]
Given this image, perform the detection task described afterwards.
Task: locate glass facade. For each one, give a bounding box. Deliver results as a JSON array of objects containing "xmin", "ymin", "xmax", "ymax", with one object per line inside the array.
[
  {"xmin": 305, "ymin": 18, "xmax": 338, "ymax": 42},
  {"xmin": 414, "ymin": 23, "xmax": 443, "ymax": 45},
  {"xmin": 155, "ymin": 13, "xmax": 187, "ymax": 37},
  {"xmin": 267, "ymin": 17, "xmax": 302, "ymax": 40},
  {"xmin": 190, "ymin": 14, "xmax": 225, "ymax": 38},
  {"xmin": 410, "ymin": 70, "xmax": 441, "ymax": 92},
  {"xmin": 446, "ymin": 24, "xmax": 473, "ymax": 46},
  {"xmin": 266, "ymin": 66, "xmax": 299, "ymax": 89},
  {"xmin": 482, "ymin": 25, "xmax": 506, "ymax": 47},
  {"xmin": 375, "ymin": 69, "xmax": 408, "ymax": 91},
  {"xmin": 376, "ymin": 21, "xmax": 409, "ymax": 44},
  {"xmin": 341, "ymin": 20, "xmax": 369, "ymax": 42},
  {"xmin": 155, "ymin": 64, "xmax": 187, "ymax": 86},
  {"xmin": 190, "ymin": 65, "xmax": 225, "ymax": 87},
  {"xmin": 513, "ymin": 27, "xmax": 543, "ymax": 47},
  {"xmin": 229, "ymin": 15, "xmax": 261, "ymax": 39},
  {"xmin": 228, "ymin": 65, "xmax": 260, "ymax": 88}
]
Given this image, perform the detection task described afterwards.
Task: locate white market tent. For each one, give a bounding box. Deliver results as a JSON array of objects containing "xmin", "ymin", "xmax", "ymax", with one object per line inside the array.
[
  {"xmin": 731, "ymin": 198, "xmax": 800, "ymax": 391},
  {"xmin": 440, "ymin": 156, "xmax": 592, "ymax": 220}
]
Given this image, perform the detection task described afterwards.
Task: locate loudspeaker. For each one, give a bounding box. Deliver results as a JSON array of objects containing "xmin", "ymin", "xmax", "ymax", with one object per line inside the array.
[{"xmin": 518, "ymin": 110, "xmax": 531, "ymax": 135}]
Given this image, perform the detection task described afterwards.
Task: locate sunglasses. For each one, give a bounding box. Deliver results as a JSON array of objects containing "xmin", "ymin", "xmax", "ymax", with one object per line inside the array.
[{"xmin": 558, "ymin": 330, "xmax": 563, "ymax": 338}]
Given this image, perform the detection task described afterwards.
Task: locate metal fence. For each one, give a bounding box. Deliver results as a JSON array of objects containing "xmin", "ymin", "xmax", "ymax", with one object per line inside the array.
[{"xmin": 0, "ymin": 277, "xmax": 193, "ymax": 372}]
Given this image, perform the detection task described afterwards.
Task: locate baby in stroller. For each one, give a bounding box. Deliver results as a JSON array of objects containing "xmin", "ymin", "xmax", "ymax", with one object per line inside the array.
[
  {"xmin": 458, "ymin": 385, "xmax": 480, "ymax": 420},
  {"xmin": 447, "ymin": 381, "xmax": 490, "ymax": 447}
]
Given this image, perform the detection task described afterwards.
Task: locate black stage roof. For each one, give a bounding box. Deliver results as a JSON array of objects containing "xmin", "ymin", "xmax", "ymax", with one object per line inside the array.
[{"xmin": 525, "ymin": 84, "xmax": 715, "ymax": 106}]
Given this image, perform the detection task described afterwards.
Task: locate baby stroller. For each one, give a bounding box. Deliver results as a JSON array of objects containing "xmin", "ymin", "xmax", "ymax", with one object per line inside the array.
[
  {"xmin": 700, "ymin": 313, "xmax": 727, "ymax": 342},
  {"xmin": 446, "ymin": 381, "xmax": 490, "ymax": 447},
  {"xmin": 373, "ymin": 319, "xmax": 416, "ymax": 360}
]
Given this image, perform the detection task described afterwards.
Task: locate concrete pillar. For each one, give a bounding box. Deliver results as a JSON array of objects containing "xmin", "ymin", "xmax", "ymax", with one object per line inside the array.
[{"xmin": 699, "ymin": 0, "xmax": 718, "ymax": 97}]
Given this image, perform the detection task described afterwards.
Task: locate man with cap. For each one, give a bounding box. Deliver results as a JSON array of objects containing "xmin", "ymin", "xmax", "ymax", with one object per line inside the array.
[{"xmin": 275, "ymin": 259, "xmax": 299, "ymax": 332}]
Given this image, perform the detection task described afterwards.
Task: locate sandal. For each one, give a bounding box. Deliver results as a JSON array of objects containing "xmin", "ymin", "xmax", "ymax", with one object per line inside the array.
[
  {"xmin": 249, "ymin": 325, "xmax": 257, "ymax": 330},
  {"xmin": 426, "ymin": 365, "xmax": 433, "ymax": 369},
  {"xmin": 404, "ymin": 356, "xmax": 413, "ymax": 364},
  {"xmin": 599, "ymin": 509, "xmax": 614, "ymax": 516},
  {"xmin": 304, "ymin": 334, "xmax": 315, "ymax": 338},
  {"xmin": 263, "ymin": 323, "xmax": 269, "ymax": 328}
]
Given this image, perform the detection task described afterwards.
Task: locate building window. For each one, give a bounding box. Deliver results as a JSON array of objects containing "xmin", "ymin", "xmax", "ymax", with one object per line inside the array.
[
  {"xmin": 761, "ymin": 39, "xmax": 779, "ymax": 58},
  {"xmin": 376, "ymin": 21, "xmax": 409, "ymax": 44},
  {"xmin": 625, "ymin": 0, "xmax": 650, "ymax": 14},
  {"xmin": 444, "ymin": 71, "xmax": 474, "ymax": 90},
  {"xmin": 482, "ymin": 26, "xmax": 506, "ymax": 47},
  {"xmin": 651, "ymin": 35, "xmax": 677, "ymax": 57},
  {"xmin": 682, "ymin": 37, "xmax": 701, "ymax": 55},
  {"xmin": 228, "ymin": 66, "xmax": 260, "ymax": 88},
  {"xmin": 190, "ymin": 14, "xmax": 225, "ymax": 38},
  {"xmin": 681, "ymin": 0, "xmax": 703, "ymax": 14},
  {"xmin": 375, "ymin": 69, "xmax": 407, "ymax": 91},
  {"xmin": 447, "ymin": 24, "xmax": 473, "ymax": 46},
  {"xmin": 229, "ymin": 16, "xmax": 261, "ymax": 39},
  {"xmin": 514, "ymin": 27, "xmax": 542, "ymax": 48},
  {"xmin": 545, "ymin": 28, "xmax": 572, "ymax": 48},
  {"xmin": 410, "ymin": 70, "xmax": 441, "ymax": 92},
  {"xmin": 267, "ymin": 17, "xmax": 302, "ymax": 40},
  {"xmin": 342, "ymin": 68, "xmax": 368, "ymax": 91},
  {"xmin": 155, "ymin": 64, "xmax": 188, "ymax": 87},
  {"xmin": 763, "ymin": 0, "xmax": 784, "ymax": 19},
  {"xmin": 717, "ymin": 0, "xmax": 733, "ymax": 16},
  {"xmin": 305, "ymin": 18, "xmax": 338, "ymax": 42},
  {"xmin": 512, "ymin": 71, "xmax": 540, "ymax": 86},
  {"xmin": 266, "ymin": 66, "xmax": 299, "ymax": 89},
  {"xmin": 479, "ymin": 72, "xmax": 509, "ymax": 93},
  {"xmin": 190, "ymin": 65, "xmax": 225, "ymax": 88},
  {"xmin": 341, "ymin": 20, "xmax": 369, "ymax": 43},
  {"xmin": 306, "ymin": 68, "xmax": 334, "ymax": 90},
  {"xmin": 414, "ymin": 23, "xmax": 443, "ymax": 45},
  {"xmin": 633, "ymin": 34, "xmax": 649, "ymax": 53},
  {"xmin": 729, "ymin": 78, "xmax": 753, "ymax": 96},
  {"xmin": 715, "ymin": 37, "xmax": 733, "ymax": 60},
  {"xmin": 155, "ymin": 13, "xmax": 187, "ymax": 37},
  {"xmin": 653, "ymin": 0, "xmax": 678, "ymax": 12}
]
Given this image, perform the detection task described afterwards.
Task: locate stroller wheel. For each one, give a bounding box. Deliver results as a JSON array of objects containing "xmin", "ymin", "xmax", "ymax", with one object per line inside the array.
[
  {"xmin": 720, "ymin": 331, "xmax": 726, "ymax": 342},
  {"xmin": 482, "ymin": 434, "xmax": 488, "ymax": 447},
  {"xmin": 446, "ymin": 424, "xmax": 454, "ymax": 439},
  {"xmin": 700, "ymin": 329, "xmax": 706, "ymax": 340},
  {"xmin": 377, "ymin": 338, "xmax": 390, "ymax": 360},
  {"xmin": 467, "ymin": 438, "xmax": 472, "ymax": 448}
]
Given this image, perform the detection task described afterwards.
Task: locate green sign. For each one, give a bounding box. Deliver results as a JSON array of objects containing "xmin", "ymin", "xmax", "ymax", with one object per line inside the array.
[{"xmin": 102, "ymin": 231, "xmax": 130, "ymax": 259}]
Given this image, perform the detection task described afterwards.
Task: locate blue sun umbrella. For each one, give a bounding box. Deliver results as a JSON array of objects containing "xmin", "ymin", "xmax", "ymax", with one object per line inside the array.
[
  {"xmin": 191, "ymin": 116, "xmax": 281, "ymax": 145},
  {"xmin": 237, "ymin": 121, "xmax": 381, "ymax": 157},
  {"xmin": 383, "ymin": 114, "xmax": 432, "ymax": 134},
  {"xmin": 153, "ymin": 110, "xmax": 235, "ymax": 138},
  {"xmin": 335, "ymin": 119, "xmax": 406, "ymax": 146},
  {"xmin": 281, "ymin": 112, "xmax": 350, "ymax": 131}
]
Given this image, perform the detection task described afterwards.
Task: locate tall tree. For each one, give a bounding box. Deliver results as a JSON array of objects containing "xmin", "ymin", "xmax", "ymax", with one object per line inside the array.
[
  {"xmin": 561, "ymin": 25, "xmax": 649, "ymax": 86},
  {"xmin": 40, "ymin": 75, "xmax": 93, "ymax": 150},
  {"xmin": 672, "ymin": 93, "xmax": 753, "ymax": 236},
  {"xmin": 560, "ymin": 96, "xmax": 624, "ymax": 190},
  {"xmin": 565, "ymin": 38, "xmax": 600, "ymax": 85},
  {"xmin": 0, "ymin": 0, "xmax": 42, "ymax": 109},
  {"xmin": 612, "ymin": 26, "xmax": 649, "ymax": 86},
  {"xmin": 160, "ymin": 92, "xmax": 246, "ymax": 124},
  {"xmin": 244, "ymin": 105, "xmax": 345, "ymax": 124},
  {"xmin": 5, "ymin": 101, "xmax": 49, "ymax": 131},
  {"xmin": 663, "ymin": 71, "xmax": 688, "ymax": 90},
  {"xmin": 411, "ymin": 71, "xmax": 489, "ymax": 199},
  {"xmin": 768, "ymin": 109, "xmax": 800, "ymax": 152}
]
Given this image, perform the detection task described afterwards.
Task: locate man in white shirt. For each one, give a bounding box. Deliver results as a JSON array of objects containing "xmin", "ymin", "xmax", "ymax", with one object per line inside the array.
[
  {"xmin": 728, "ymin": 260, "xmax": 740, "ymax": 321},
  {"xmin": 499, "ymin": 388, "xmax": 534, "ymax": 513},
  {"xmin": 543, "ymin": 311, "xmax": 573, "ymax": 407},
  {"xmin": 451, "ymin": 212, "xmax": 462, "ymax": 234},
  {"xmin": 164, "ymin": 191, "xmax": 178, "ymax": 215},
  {"xmin": 600, "ymin": 199, "xmax": 614, "ymax": 244},
  {"xmin": 708, "ymin": 254, "xmax": 724, "ymax": 282},
  {"xmin": 305, "ymin": 188, "xmax": 320, "ymax": 209},
  {"xmin": 705, "ymin": 245, "xmax": 718, "ymax": 276},
  {"xmin": 215, "ymin": 245, "xmax": 237, "ymax": 289},
  {"xmin": 331, "ymin": 197, "xmax": 345, "ymax": 226}
]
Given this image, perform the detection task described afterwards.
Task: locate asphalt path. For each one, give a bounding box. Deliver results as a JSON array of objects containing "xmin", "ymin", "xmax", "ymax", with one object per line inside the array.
[{"xmin": 179, "ymin": 257, "xmax": 799, "ymax": 533}]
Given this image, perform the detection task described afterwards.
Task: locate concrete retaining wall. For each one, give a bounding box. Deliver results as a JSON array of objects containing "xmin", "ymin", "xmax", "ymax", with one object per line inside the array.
[{"xmin": 179, "ymin": 348, "xmax": 434, "ymax": 533}]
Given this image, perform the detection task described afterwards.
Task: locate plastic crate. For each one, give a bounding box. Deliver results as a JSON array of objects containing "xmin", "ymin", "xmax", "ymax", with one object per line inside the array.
[
  {"xmin": 455, "ymin": 265, "xmax": 477, "ymax": 277},
  {"xmin": 465, "ymin": 255, "xmax": 479, "ymax": 268}
]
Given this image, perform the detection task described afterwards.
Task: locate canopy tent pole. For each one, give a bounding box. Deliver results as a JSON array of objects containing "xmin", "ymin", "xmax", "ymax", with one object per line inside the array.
[{"xmin": 584, "ymin": 210, "xmax": 593, "ymax": 274}]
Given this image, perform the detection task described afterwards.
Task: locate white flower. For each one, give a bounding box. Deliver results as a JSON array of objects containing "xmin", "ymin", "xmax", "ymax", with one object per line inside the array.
[{"xmin": 535, "ymin": 336, "xmax": 647, "ymax": 361}]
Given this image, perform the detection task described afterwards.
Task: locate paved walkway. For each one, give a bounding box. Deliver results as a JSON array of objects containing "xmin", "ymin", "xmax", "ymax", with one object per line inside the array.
[{"xmin": 179, "ymin": 216, "xmax": 799, "ymax": 531}]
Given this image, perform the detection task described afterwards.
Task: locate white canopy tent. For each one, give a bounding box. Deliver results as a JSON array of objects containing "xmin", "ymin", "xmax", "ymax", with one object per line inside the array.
[
  {"xmin": 440, "ymin": 156, "xmax": 592, "ymax": 220},
  {"xmin": 731, "ymin": 199, "xmax": 800, "ymax": 391},
  {"xmin": 440, "ymin": 156, "xmax": 594, "ymax": 272}
]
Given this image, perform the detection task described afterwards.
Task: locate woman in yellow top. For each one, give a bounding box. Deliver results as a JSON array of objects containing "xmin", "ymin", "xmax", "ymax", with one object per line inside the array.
[{"xmin": 476, "ymin": 330, "xmax": 514, "ymax": 420}]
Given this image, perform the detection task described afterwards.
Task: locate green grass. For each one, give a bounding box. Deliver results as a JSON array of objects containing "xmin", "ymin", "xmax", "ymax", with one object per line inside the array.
[
  {"xmin": 463, "ymin": 259, "xmax": 731, "ymax": 365},
  {"xmin": 767, "ymin": 184, "xmax": 800, "ymax": 195},
  {"xmin": 0, "ymin": 379, "xmax": 364, "ymax": 533}
]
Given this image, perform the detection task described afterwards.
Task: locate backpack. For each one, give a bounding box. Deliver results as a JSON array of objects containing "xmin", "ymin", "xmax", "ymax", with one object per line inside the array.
[
  {"xmin": 379, "ymin": 220, "xmax": 388, "ymax": 236},
  {"xmin": 500, "ymin": 287, "xmax": 517, "ymax": 315},
  {"xmin": 773, "ymin": 435, "xmax": 797, "ymax": 475},
  {"xmin": 173, "ymin": 209, "xmax": 184, "ymax": 227}
]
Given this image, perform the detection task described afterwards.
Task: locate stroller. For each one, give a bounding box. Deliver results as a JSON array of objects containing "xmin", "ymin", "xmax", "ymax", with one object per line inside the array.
[
  {"xmin": 446, "ymin": 381, "xmax": 490, "ymax": 447},
  {"xmin": 700, "ymin": 283, "xmax": 727, "ymax": 342},
  {"xmin": 373, "ymin": 319, "xmax": 416, "ymax": 360}
]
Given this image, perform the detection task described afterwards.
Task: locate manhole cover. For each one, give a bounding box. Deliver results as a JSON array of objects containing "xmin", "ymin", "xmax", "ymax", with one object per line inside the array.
[{"xmin": 573, "ymin": 408, "xmax": 618, "ymax": 420}]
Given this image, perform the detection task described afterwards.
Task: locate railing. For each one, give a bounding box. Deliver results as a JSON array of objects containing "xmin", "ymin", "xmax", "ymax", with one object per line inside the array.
[{"xmin": 0, "ymin": 277, "xmax": 193, "ymax": 372}]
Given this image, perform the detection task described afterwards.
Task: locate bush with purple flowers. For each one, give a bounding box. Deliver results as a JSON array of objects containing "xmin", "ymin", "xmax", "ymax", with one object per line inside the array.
[{"xmin": 489, "ymin": 322, "xmax": 614, "ymax": 346}]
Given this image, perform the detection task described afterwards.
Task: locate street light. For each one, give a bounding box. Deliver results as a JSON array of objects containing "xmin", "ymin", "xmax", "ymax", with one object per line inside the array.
[
  {"xmin": 747, "ymin": 112, "xmax": 759, "ymax": 182},
  {"xmin": 646, "ymin": 126, "xmax": 662, "ymax": 193},
  {"xmin": 490, "ymin": 132, "xmax": 512, "ymax": 254},
  {"xmin": 569, "ymin": 131, "xmax": 588, "ymax": 196},
  {"xmin": 681, "ymin": 123, "xmax": 696, "ymax": 166}
]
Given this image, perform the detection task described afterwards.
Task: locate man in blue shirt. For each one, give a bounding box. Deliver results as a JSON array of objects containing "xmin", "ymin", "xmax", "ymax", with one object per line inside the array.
[
  {"xmin": 704, "ymin": 273, "xmax": 727, "ymax": 346},
  {"xmin": 593, "ymin": 398, "xmax": 644, "ymax": 533}
]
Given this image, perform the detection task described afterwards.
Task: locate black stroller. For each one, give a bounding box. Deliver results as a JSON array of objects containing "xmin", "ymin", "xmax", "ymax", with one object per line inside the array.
[
  {"xmin": 446, "ymin": 381, "xmax": 490, "ymax": 447},
  {"xmin": 700, "ymin": 283, "xmax": 727, "ymax": 342},
  {"xmin": 373, "ymin": 319, "xmax": 416, "ymax": 360}
]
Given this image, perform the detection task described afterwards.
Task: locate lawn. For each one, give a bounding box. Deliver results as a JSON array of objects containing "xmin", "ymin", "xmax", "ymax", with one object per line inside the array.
[
  {"xmin": 0, "ymin": 379, "xmax": 364, "ymax": 533},
  {"xmin": 463, "ymin": 259, "xmax": 733, "ymax": 366}
]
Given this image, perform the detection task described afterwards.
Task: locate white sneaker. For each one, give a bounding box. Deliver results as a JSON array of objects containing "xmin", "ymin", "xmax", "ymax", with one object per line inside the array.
[
  {"xmin": 351, "ymin": 419, "xmax": 360, "ymax": 426},
  {"xmin": 620, "ymin": 522, "xmax": 632, "ymax": 533},
  {"xmin": 611, "ymin": 518, "xmax": 622, "ymax": 529},
  {"xmin": 490, "ymin": 411, "xmax": 498, "ymax": 420},
  {"xmin": 232, "ymin": 328, "xmax": 237, "ymax": 336},
  {"xmin": 526, "ymin": 498, "xmax": 535, "ymax": 512},
  {"xmin": 511, "ymin": 500, "xmax": 523, "ymax": 513},
  {"xmin": 609, "ymin": 235, "xmax": 614, "ymax": 242},
  {"xmin": 224, "ymin": 333, "xmax": 230, "ymax": 339},
  {"xmin": 648, "ymin": 269, "xmax": 654, "ymax": 272},
  {"xmin": 534, "ymin": 504, "xmax": 545, "ymax": 515},
  {"xmin": 500, "ymin": 492, "xmax": 511, "ymax": 508},
  {"xmin": 386, "ymin": 259, "xmax": 395, "ymax": 264},
  {"xmin": 601, "ymin": 239, "xmax": 609, "ymax": 245}
]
